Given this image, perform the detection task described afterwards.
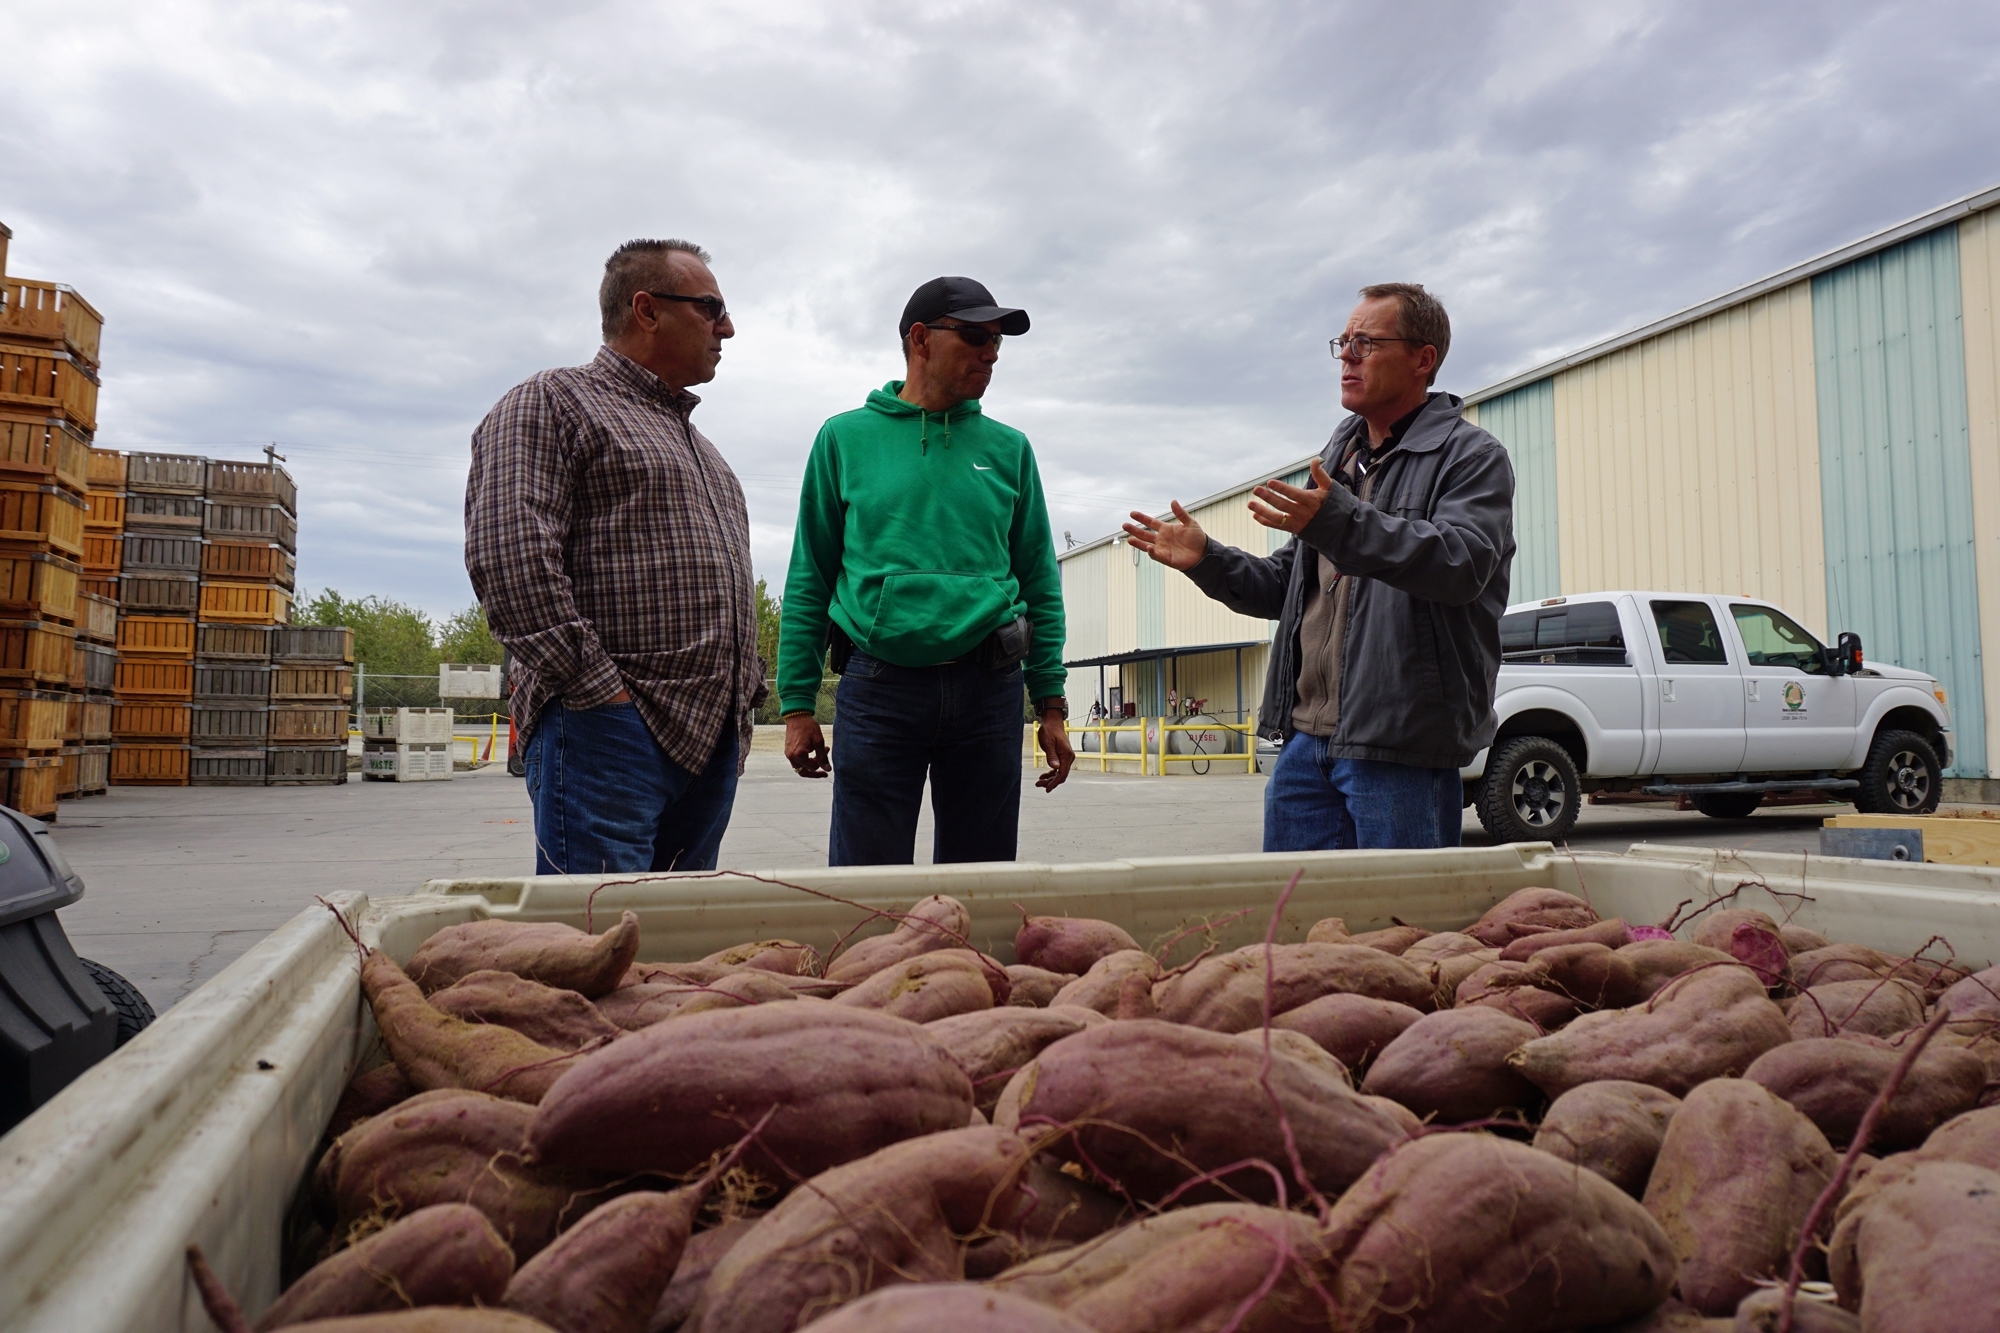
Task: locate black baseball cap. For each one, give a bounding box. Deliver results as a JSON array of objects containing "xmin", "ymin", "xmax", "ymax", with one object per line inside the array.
[{"xmin": 898, "ymin": 276, "xmax": 1030, "ymax": 338}]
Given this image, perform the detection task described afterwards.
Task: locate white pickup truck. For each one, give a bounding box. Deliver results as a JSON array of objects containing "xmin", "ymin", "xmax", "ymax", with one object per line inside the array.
[{"xmin": 1463, "ymin": 591, "xmax": 1954, "ymax": 844}]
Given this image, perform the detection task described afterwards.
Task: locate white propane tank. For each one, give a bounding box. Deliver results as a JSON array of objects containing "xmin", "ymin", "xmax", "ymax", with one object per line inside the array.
[{"xmin": 1166, "ymin": 713, "xmax": 1241, "ymax": 756}]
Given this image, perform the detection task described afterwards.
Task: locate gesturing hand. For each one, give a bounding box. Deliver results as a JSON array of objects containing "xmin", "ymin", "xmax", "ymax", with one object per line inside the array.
[
  {"xmin": 1248, "ymin": 457, "xmax": 1335, "ymax": 534},
  {"xmin": 1122, "ymin": 501, "xmax": 1208, "ymax": 571}
]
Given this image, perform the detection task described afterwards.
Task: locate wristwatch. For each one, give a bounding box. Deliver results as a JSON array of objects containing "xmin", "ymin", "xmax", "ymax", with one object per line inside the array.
[{"xmin": 1034, "ymin": 696, "xmax": 1069, "ymax": 720}]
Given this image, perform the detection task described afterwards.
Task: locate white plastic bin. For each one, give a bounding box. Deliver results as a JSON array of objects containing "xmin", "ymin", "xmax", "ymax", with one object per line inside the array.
[
  {"xmin": 2, "ymin": 843, "xmax": 1998, "ymax": 1332},
  {"xmin": 437, "ymin": 663, "xmax": 503, "ymax": 699},
  {"xmin": 360, "ymin": 742, "xmax": 452, "ymax": 781},
  {"xmin": 357, "ymin": 706, "xmax": 453, "ymax": 744}
]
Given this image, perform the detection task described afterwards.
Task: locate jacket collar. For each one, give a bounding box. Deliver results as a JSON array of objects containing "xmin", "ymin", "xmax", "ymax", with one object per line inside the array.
[
  {"xmin": 595, "ymin": 345, "xmax": 702, "ymax": 414},
  {"xmin": 1326, "ymin": 391, "xmax": 1463, "ymax": 458}
]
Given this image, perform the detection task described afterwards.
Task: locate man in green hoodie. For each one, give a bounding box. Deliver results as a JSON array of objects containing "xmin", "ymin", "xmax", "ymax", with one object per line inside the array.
[{"xmin": 778, "ymin": 276, "xmax": 1073, "ymax": 866}]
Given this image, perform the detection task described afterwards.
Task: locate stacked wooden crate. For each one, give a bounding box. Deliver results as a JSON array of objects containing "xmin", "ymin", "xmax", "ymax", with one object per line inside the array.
[
  {"xmin": 77, "ymin": 446, "xmax": 121, "ymax": 799},
  {"xmin": 111, "ymin": 453, "xmax": 203, "ymax": 786},
  {"xmin": 191, "ymin": 459, "xmax": 297, "ymax": 786},
  {"xmin": 269, "ymin": 626, "xmax": 351, "ymax": 785}
]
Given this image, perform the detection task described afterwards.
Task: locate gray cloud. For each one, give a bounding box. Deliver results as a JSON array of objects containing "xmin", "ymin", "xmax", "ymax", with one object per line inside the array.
[{"xmin": 4, "ymin": 0, "xmax": 1996, "ymax": 616}]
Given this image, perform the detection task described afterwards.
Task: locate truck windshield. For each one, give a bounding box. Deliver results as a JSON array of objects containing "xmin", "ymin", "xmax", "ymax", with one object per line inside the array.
[{"xmin": 1730, "ymin": 604, "xmax": 1827, "ymax": 675}]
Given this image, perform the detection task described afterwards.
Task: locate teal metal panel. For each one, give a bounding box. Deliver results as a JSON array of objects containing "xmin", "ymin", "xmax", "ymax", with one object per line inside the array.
[
  {"xmin": 1135, "ymin": 551, "xmax": 1166, "ymax": 649},
  {"xmin": 1813, "ymin": 226, "xmax": 1986, "ymax": 776},
  {"xmin": 1473, "ymin": 379, "xmax": 1559, "ymax": 602}
]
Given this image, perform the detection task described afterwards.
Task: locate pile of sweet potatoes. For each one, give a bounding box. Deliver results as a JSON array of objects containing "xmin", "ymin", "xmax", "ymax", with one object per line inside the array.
[{"xmin": 224, "ymin": 887, "xmax": 2000, "ymax": 1333}]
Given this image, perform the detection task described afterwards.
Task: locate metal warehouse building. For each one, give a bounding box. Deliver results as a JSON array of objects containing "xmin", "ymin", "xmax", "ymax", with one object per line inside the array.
[{"xmin": 1058, "ymin": 182, "xmax": 2000, "ymax": 789}]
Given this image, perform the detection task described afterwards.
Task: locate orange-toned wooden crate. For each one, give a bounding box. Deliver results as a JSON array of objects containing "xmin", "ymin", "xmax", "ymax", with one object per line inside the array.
[
  {"xmin": 0, "ymin": 411, "xmax": 89, "ymax": 493},
  {"xmin": 0, "ymin": 618, "xmax": 76, "ymax": 685},
  {"xmin": 0, "ymin": 280, "xmax": 104, "ymax": 366},
  {"xmin": 111, "ymin": 701, "xmax": 192, "ymax": 740},
  {"xmin": 271, "ymin": 664, "xmax": 351, "ymax": 701},
  {"xmin": 84, "ymin": 488, "xmax": 124, "ymax": 531},
  {"xmin": 0, "ymin": 753, "xmax": 62, "ymax": 814},
  {"xmin": 0, "ymin": 481, "xmax": 86, "ymax": 556},
  {"xmin": 109, "ymin": 743, "xmax": 189, "ymax": 786},
  {"xmin": 113, "ymin": 657, "xmax": 193, "ymax": 699},
  {"xmin": 78, "ymin": 574, "xmax": 116, "ymax": 604},
  {"xmin": 0, "ymin": 549, "xmax": 78, "ymax": 622},
  {"xmin": 82, "ymin": 532, "xmax": 119, "ymax": 574},
  {"xmin": 199, "ymin": 581, "xmax": 292, "ymax": 625},
  {"xmin": 60, "ymin": 693, "xmax": 79, "ymax": 743},
  {"xmin": 0, "ymin": 688, "xmax": 66, "ymax": 750},
  {"xmin": 201, "ymin": 541, "xmax": 296, "ymax": 588},
  {"xmin": 116, "ymin": 615, "xmax": 196, "ymax": 659},
  {"xmin": 0, "ymin": 342, "xmax": 98, "ymax": 434},
  {"xmin": 86, "ymin": 448, "xmax": 125, "ymax": 489}
]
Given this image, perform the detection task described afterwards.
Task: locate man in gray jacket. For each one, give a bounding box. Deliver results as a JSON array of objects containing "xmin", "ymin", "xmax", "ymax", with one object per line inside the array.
[{"xmin": 1124, "ymin": 283, "xmax": 1514, "ymax": 851}]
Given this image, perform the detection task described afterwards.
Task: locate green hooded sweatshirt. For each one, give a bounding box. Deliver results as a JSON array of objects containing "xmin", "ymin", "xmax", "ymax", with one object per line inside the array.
[{"xmin": 776, "ymin": 383, "xmax": 1066, "ymax": 714}]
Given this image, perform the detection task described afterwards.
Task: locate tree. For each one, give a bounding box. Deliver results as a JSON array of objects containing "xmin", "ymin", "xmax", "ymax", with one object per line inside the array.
[
  {"xmin": 294, "ymin": 590, "xmax": 434, "ymax": 675},
  {"xmin": 438, "ymin": 605, "xmax": 503, "ymax": 665}
]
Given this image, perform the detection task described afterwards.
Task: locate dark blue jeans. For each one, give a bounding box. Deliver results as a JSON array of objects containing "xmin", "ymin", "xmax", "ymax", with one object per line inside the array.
[
  {"xmin": 1264, "ymin": 732, "xmax": 1464, "ymax": 852},
  {"xmin": 523, "ymin": 701, "xmax": 739, "ymax": 875},
  {"xmin": 829, "ymin": 651, "xmax": 1025, "ymax": 866}
]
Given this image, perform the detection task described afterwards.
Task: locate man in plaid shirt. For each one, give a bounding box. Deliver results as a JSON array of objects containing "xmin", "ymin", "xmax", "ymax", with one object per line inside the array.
[{"xmin": 466, "ymin": 238, "xmax": 765, "ymax": 874}]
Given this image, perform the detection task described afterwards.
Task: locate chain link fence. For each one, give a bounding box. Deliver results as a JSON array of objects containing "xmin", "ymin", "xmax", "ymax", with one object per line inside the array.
[{"xmin": 354, "ymin": 670, "xmax": 508, "ymax": 720}]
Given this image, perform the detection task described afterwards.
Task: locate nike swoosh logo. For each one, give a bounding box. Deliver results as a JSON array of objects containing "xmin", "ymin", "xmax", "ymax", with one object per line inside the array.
[{"xmin": 973, "ymin": 464, "xmax": 992, "ymax": 471}]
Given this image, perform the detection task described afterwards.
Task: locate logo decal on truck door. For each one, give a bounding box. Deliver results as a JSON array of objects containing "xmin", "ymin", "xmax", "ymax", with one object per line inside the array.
[{"xmin": 1782, "ymin": 681, "xmax": 1806, "ymax": 712}]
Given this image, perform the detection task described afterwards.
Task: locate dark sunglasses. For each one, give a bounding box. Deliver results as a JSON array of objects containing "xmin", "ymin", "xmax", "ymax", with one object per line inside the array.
[
  {"xmin": 924, "ymin": 322, "xmax": 1003, "ymax": 348},
  {"xmin": 646, "ymin": 292, "xmax": 729, "ymax": 324}
]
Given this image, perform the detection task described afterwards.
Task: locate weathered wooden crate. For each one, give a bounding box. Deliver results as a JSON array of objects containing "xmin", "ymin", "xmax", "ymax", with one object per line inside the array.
[
  {"xmin": 79, "ymin": 696, "xmax": 111, "ymax": 740},
  {"xmin": 270, "ymin": 664, "xmax": 351, "ymax": 701},
  {"xmin": 201, "ymin": 540, "xmax": 295, "ymax": 588},
  {"xmin": 264, "ymin": 744, "xmax": 346, "ymax": 786},
  {"xmin": 0, "ymin": 688, "xmax": 67, "ymax": 750},
  {"xmin": 76, "ymin": 591, "xmax": 116, "ymax": 645},
  {"xmin": 0, "ymin": 280, "xmax": 104, "ymax": 366},
  {"xmin": 78, "ymin": 573, "xmax": 116, "ymax": 604},
  {"xmin": 86, "ymin": 448, "xmax": 125, "ymax": 488},
  {"xmin": 0, "ymin": 618, "xmax": 77, "ymax": 685},
  {"xmin": 117, "ymin": 615, "xmax": 196, "ymax": 659},
  {"xmin": 0, "ymin": 753, "xmax": 62, "ymax": 815},
  {"xmin": 0, "ymin": 411, "xmax": 89, "ymax": 493},
  {"xmin": 79, "ymin": 640, "xmax": 114, "ymax": 693},
  {"xmin": 65, "ymin": 638, "xmax": 84, "ymax": 691},
  {"xmin": 124, "ymin": 492, "xmax": 203, "ymax": 532},
  {"xmin": 0, "ymin": 481, "xmax": 86, "ymax": 556},
  {"xmin": 195, "ymin": 623, "xmax": 274, "ymax": 661},
  {"xmin": 271, "ymin": 626, "xmax": 353, "ymax": 664},
  {"xmin": 125, "ymin": 452, "xmax": 206, "ymax": 495},
  {"xmin": 55, "ymin": 745, "xmax": 79, "ymax": 798},
  {"xmin": 192, "ymin": 663, "xmax": 270, "ymax": 703},
  {"xmin": 190, "ymin": 704, "xmax": 270, "ymax": 747},
  {"xmin": 75, "ymin": 742, "xmax": 108, "ymax": 794},
  {"xmin": 199, "ymin": 581, "xmax": 292, "ymax": 625},
  {"xmin": 190, "ymin": 748, "xmax": 267, "ymax": 787},
  {"xmin": 120, "ymin": 574, "xmax": 200, "ymax": 616},
  {"xmin": 109, "ymin": 742, "xmax": 190, "ymax": 786},
  {"xmin": 111, "ymin": 701, "xmax": 192, "ymax": 740},
  {"xmin": 123, "ymin": 533, "xmax": 202, "ymax": 575},
  {"xmin": 60, "ymin": 693, "xmax": 79, "ymax": 743},
  {"xmin": 203, "ymin": 500, "xmax": 296, "ymax": 552},
  {"xmin": 84, "ymin": 488, "xmax": 124, "ymax": 531},
  {"xmin": 0, "ymin": 549, "xmax": 78, "ymax": 622},
  {"xmin": 205, "ymin": 460, "xmax": 296, "ymax": 514},
  {"xmin": 269, "ymin": 703, "xmax": 345, "ymax": 744},
  {"xmin": 112, "ymin": 657, "xmax": 193, "ymax": 700},
  {"xmin": 0, "ymin": 342, "xmax": 98, "ymax": 433}
]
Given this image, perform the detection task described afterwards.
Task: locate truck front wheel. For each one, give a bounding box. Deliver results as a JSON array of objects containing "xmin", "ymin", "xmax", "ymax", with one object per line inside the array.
[
  {"xmin": 1476, "ymin": 736, "xmax": 1582, "ymax": 844},
  {"xmin": 1854, "ymin": 729, "xmax": 1942, "ymax": 816}
]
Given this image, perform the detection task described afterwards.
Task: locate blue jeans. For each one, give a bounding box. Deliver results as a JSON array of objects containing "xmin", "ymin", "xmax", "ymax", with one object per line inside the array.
[
  {"xmin": 1264, "ymin": 733, "xmax": 1463, "ymax": 852},
  {"xmin": 523, "ymin": 701, "xmax": 739, "ymax": 875},
  {"xmin": 829, "ymin": 651, "xmax": 1025, "ymax": 866}
]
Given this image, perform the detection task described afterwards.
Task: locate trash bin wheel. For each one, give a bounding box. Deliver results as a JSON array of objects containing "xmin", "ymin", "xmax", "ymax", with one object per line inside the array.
[{"xmin": 80, "ymin": 958, "xmax": 156, "ymax": 1047}]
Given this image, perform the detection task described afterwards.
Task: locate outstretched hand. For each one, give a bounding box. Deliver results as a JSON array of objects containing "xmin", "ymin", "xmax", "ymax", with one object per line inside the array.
[
  {"xmin": 1122, "ymin": 501, "xmax": 1208, "ymax": 571},
  {"xmin": 1248, "ymin": 457, "xmax": 1334, "ymax": 534}
]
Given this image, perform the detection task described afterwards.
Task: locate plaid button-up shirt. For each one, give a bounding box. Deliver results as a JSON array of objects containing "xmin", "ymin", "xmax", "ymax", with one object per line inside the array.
[{"xmin": 466, "ymin": 345, "xmax": 764, "ymax": 775}]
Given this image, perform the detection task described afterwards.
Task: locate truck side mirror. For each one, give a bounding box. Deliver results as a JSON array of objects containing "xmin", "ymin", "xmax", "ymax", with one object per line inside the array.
[{"xmin": 1832, "ymin": 631, "xmax": 1863, "ymax": 675}]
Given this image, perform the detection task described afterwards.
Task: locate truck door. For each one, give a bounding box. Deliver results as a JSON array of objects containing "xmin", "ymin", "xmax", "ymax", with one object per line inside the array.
[
  {"xmin": 1647, "ymin": 598, "xmax": 1746, "ymax": 774},
  {"xmin": 1729, "ymin": 602, "xmax": 1858, "ymax": 770}
]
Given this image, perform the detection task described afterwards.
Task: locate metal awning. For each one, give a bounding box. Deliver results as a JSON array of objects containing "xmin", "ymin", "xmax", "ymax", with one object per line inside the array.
[{"xmin": 1063, "ymin": 639, "xmax": 1267, "ymax": 669}]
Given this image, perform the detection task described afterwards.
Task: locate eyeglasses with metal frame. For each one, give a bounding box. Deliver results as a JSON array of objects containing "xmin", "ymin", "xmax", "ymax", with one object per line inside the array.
[
  {"xmin": 1330, "ymin": 333, "xmax": 1420, "ymax": 360},
  {"xmin": 923, "ymin": 322, "xmax": 1004, "ymax": 348},
  {"xmin": 645, "ymin": 292, "xmax": 729, "ymax": 324}
]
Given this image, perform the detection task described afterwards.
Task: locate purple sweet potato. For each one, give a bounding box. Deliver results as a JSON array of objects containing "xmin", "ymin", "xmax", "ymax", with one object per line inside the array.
[
  {"xmin": 987, "ymin": 1202, "xmax": 1303, "ymax": 1309},
  {"xmin": 698, "ymin": 939, "xmax": 817, "ymax": 976},
  {"xmin": 926, "ymin": 1005, "xmax": 1106, "ymax": 1111},
  {"xmin": 1787, "ymin": 977, "xmax": 1925, "ymax": 1040},
  {"xmin": 647, "ymin": 1218, "xmax": 759, "ymax": 1333},
  {"xmin": 1689, "ymin": 907, "xmax": 1779, "ymax": 953},
  {"xmin": 1464, "ymin": 887, "xmax": 1599, "ymax": 947},
  {"xmin": 1427, "ymin": 946, "xmax": 1502, "ymax": 1006},
  {"xmin": 1787, "ymin": 944, "xmax": 1896, "ymax": 989},
  {"xmin": 1305, "ymin": 916, "xmax": 1350, "ymax": 943},
  {"xmin": 1743, "ymin": 1037, "xmax": 1985, "ymax": 1150},
  {"xmin": 1467, "ymin": 985, "xmax": 1581, "ymax": 1030},
  {"xmin": 1049, "ymin": 950, "xmax": 1160, "ymax": 1016},
  {"xmin": 1641, "ymin": 1078, "xmax": 1837, "ymax": 1315},
  {"xmin": 963, "ymin": 1155, "xmax": 1134, "ymax": 1278},
  {"xmin": 254, "ymin": 1313, "xmax": 564, "ymax": 1332},
  {"xmin": 1346, "ymin": 924, "xmax": 1431, "ymax": 955},
  {"xmin": 363, "ymin": 951, "xmax": 580, "ymax": 1104},
  {"xmin": 527, "ymin": 1003, "xmax": 973, "ymax": 1185},
  {"xmin": 830, "ymin": 947, "xmax": 999, "ymax": 1022},
  {"xmin": 621, "ymin": 961, "xmax": 734, "ymax": 988},
  {"xmin": 823, "ymin": 894, "xmax": 971, "ymax": 983},
  {"xmin": 791, "ymin": 1285, "xmax": 1098, "ymax": 1333},
  {"xmin": 1730, "ymin": 1288, "xmax": 1858, "ymax": 1332},
  {"xmin": 1233, "ymin": 1026, "xmax": 1352, "ymax": 1083},
  {"xmin": 1015, "ymin": 916, "xmax": 1140, "ymax": 975},
  {"xmin": 1778, "ymin": 923, "xmax": 1834, "ymax": 955},
  {"xmin": 407, "ymin": 912, "xmax": 641, "ymax": 998},
  {"xmin": 1508, "ymin": 964, "xmax": 1792, "ymax": 1098},
  {"xmin": 504, "ymin": 1187, "xmax": 704, "ymax": 1333},
  {"xmin": 687, "ymin": 1126, "xmax": 1032, "ymax": 1333},
  {"xmin": 1359, "ymin": 1008, "xmax": 1541, "ymax": 1124},
  {"xmin": 1621, "ymin": 939, "xmax": 1738, "ymax": 1000},
  {"xmin": 1826, "ymin": 1160, "xmax": 2000, "ymax": 1332},
  {"xmin": 1532, "ymin": 1080, "xmax": 1682, "ymax": 1197},
  {"xmin": 1154, "ymin": 942, "xmax": 1434, "ymax": 1031},
  {"xmin": 327, "ymin": 1062, "xmax": 413, "ymax": 1138},
  {"xmin": 1520, "ymin": 941, "xmax": 1644, "ymax": 1009},
  {"xmin": 992, "ymin": 1018, "xmax": 1408, "ymax": 1205},
  {"xmin": 1400, "ymin": 931, "xmax": 1486, "ymax": 965},
  {"xmin": 256, "ymin": 1204, "xmax": 513, "ymax": 1330},
  {"xmin": 593, "ymin": 971, "xmax": 801, "ymax": 1031},
  {"xmin": 430, "ymin": 972, "xmax": 625, "ymax": 1053},
  {"xmin": 1004, "ymin": 964, "xmax": 1073, "ymax": 1008},
  {"xmin": 1061, "ymin": 1205, "xmax": 1334, "ymax": 1333},
  {"xmin": 1935, "ymin": 963, "xmax": 2000, "ymax": 1021},
  {"xmin": 1270, "ymin": 993, "xmax": 1424, "ymax": 1076},
  {"xmin": 1498, "ymin": 916, "xmax": 1632, "ymax": 961},
  {"xmin": 1320, "ymin": 1132, "xmax": 1677, "ymax": 1331}
]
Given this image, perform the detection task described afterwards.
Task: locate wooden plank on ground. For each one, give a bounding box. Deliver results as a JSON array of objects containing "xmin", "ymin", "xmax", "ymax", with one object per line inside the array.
[{"xmin": 1823, "ymin": 813, "xmax": 2000, "ymax": 866}]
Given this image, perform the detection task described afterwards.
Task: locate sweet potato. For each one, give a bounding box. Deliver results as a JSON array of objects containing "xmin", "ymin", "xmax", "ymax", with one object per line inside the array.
[
  {"xmin": 1304, "ymin": 916, "xmax": 1349, "ymax": 943},
  {"xmin": 1743, "ymin": 1037, "xmax": 1985, "ymax": 1150},
  {"xmin": 1233, "ymin": 1026, "xmax": 1351, "ymax": 1083},
  {"xmin": 1498, "ymin": 916, "xmax": 1631, "ymax": 961},
  {"xmin": 993, "ymin": 1018, "xmax": 1407, "ymax": 1205},
  {"xmin": 823, "ymin": 893, "xmax": 971, "ymax": 983},
  {"xmin": 698, "ymin": 939, "xmax": 817, "ymax": 975},
  {"xmin": 1786, "ymin": 977, "xmax": 1925, "ymax": 1040},
  {"xmin": 1826, "ymin": 1160, "xmax": 2000, "ymax": 1331},
  {"xmin": 527, "ymin": 1003, "xmax": 973, "ymax": 1185},
  {"xmin": 594, "ymin": 972, "xmax": 801, "ymax": 1031},
  {"xmin": 1400, "ymin": 931, "xmax": 1486, "ymax": 965},
  {"xmin": 1690, "ymin": 907, "xmax": 1780, "ymax": 955},
  {"xmin": 988, "ymin": 1202, "xmax": 1297, "ymax": 1308},
  {"xmin": 408, "ymin": 912, "xmax": 641, "ymax": 998},
  {"xmin": 1730, "ymin": 1288, "xmax": 1859, "ymax": 1332},
  {"xmin": 1466, "ymin": 985, "xmax": 1580, "ymax": 1030},
  {"xmin": 831, "ymin": 947, "xmax": 999, "ymax": 1021},
  {"xmin": 622, "ymin": 961, "xmax": 733, "ymax": 988},
  {"xmin": 256, "ymin": 1204, "xmax": 513, "ymax": 1330},
  {"xmin": 1935, "ymin": 962, "xmax": 2000, "ymax": 1021},
  {"xmin": 431, "ymin": 972, "xmax": 625, "ymax": 1052},
  {"xmin": 1465, "ymin": 887, "xmax": 1598, "ymax": 946},
  {"xmin": 1519, "ymin": 941, "xmax": 1644, "ymax": 1009},
  {"xmin": 328, "ymin": 1062, "xmax": 413, "ymax": 1138},
  {"xmin": 1360, "ymin": 1008, "xmax": 1540, "ymax": 1124},
  {"xmin": 1015, "ymin": 916, "xmax": 1140, "ymax": 975},
  {"xmin": 1346, "ymin": 924, "xmax": 1430, "ymax": 955},
  {"xmin": 1320, "ymin": 1132, "xmax": 1676, "ymax": 1331},
  {"xmin": 1427, "ymin": 946, "xmax": 1501, "ymax": 1006},
  {"xmin": 363, "ymin": 951, "xmax": 580, "ymax": 1104},
  {"xmin": 255, "ymin": 1313, "xmax": 564, "ymax": 1332},
  {"xmin": 1787, "ymin": 944, "xmax": 1895, "ymax": 989},
  {"xmin": 963, "ymin": 1155, "xmax": 1133, "ymax": 1278},
  {"xmin": 1622, "ymin": 939, "xmax": 1737, "ymax": 1000},
  {"xmin": 1508, "ymin": 964, "xmax": 1792, "ymax": 1098},
  {"xmin": 1113, "ymin": 970, "xmax": 1156, "ymax": 1019},
  {"xmin": 1641, "ymin": 1078, "xmax": 1837, "ymax": 1315},
  {"xmin": 790, "ymin": 1285, "xmax": 1097, "ymax": 1333},
  {"xmin": 1270, "ymin": 993, "xmax": 1423, "ymax": 1076},
  {"xmin": 1049, "ymin": 950, "xmax": 1160, "ymax": 1016},
  {"xmin": 927, "ymin": 1006, "xmax": 1107, "ymax": 1111},
  {"xmin": 687, "ymin": 1126, "xmax": 1031, "ymax": 1333},
  {"xmin": 1154, "ymin": 943, "xmax": 1433, "ymax": 1032},
  {"xmin": 647, "ymin": 1218, "xmax": 759, "ymax": 1333},
  {"xmin": 324, "ymin": 1090, "xmax": 609, "ymax": 1262},
  {"xmin": 1004, "ymin": 964, "xmax": 1073, "ymax": 1008},
  {"xmin": 1062, "ymin": 1204, "xmax": 1334, "ymax": 1333},
  {"xmin": 1533, "ymin": 1080, "xmax": 1681, "ymax": 1197},
  {"xmin": 504, "ymin": 1187, "xmax": 704, "ymax": 1333},
  {"xmin": 1602, "ymin": 1300, "xmax": 1730, "ymax": 1331},
  {"xmin": 1778, "ymin": 923, "xmax": 1834, "ymax": 955}
]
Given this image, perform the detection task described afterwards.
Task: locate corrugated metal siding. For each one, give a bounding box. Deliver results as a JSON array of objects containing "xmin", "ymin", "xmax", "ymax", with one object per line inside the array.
[
  {"xmin": 1104, "ymin": 539, "xmax": 1138, "ymax": 658},
  {"xmin": 1059, "ymin": 545, "xmax": 1110, "ymax": 661},
  {"xmin": 1135, "ymin": 552, "xmax": 1166, "ymax": 649},
  {"xmin": 1813, "ymin": 225, "xmax": 1986, "ymax": 776},
  {"xmin": 1472, "ymin": 379, "xmax": 1560, "ymax": 601},
  {"xmin": 1551, "ymin": 279, "xmax": 1828, "ymax": 630},
  {"xmin": 1959, "ymin": 208, "xmax": 2000, "ymax": 777},
  {"xmin": 1163, "ymin": 487, "xmax": 1281, "ymax": 650}
]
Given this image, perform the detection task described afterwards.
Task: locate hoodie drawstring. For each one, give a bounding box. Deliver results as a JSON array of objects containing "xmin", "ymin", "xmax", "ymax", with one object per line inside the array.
[{"xmin": 918, "ymin": 409, "xmax": 953, "ymax": 455}]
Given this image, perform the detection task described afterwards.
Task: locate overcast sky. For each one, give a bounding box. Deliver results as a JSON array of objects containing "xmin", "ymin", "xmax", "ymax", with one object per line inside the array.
[{"xmin": 4, "ymin": 0, "xmax": 1997, "ymax": 620}]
